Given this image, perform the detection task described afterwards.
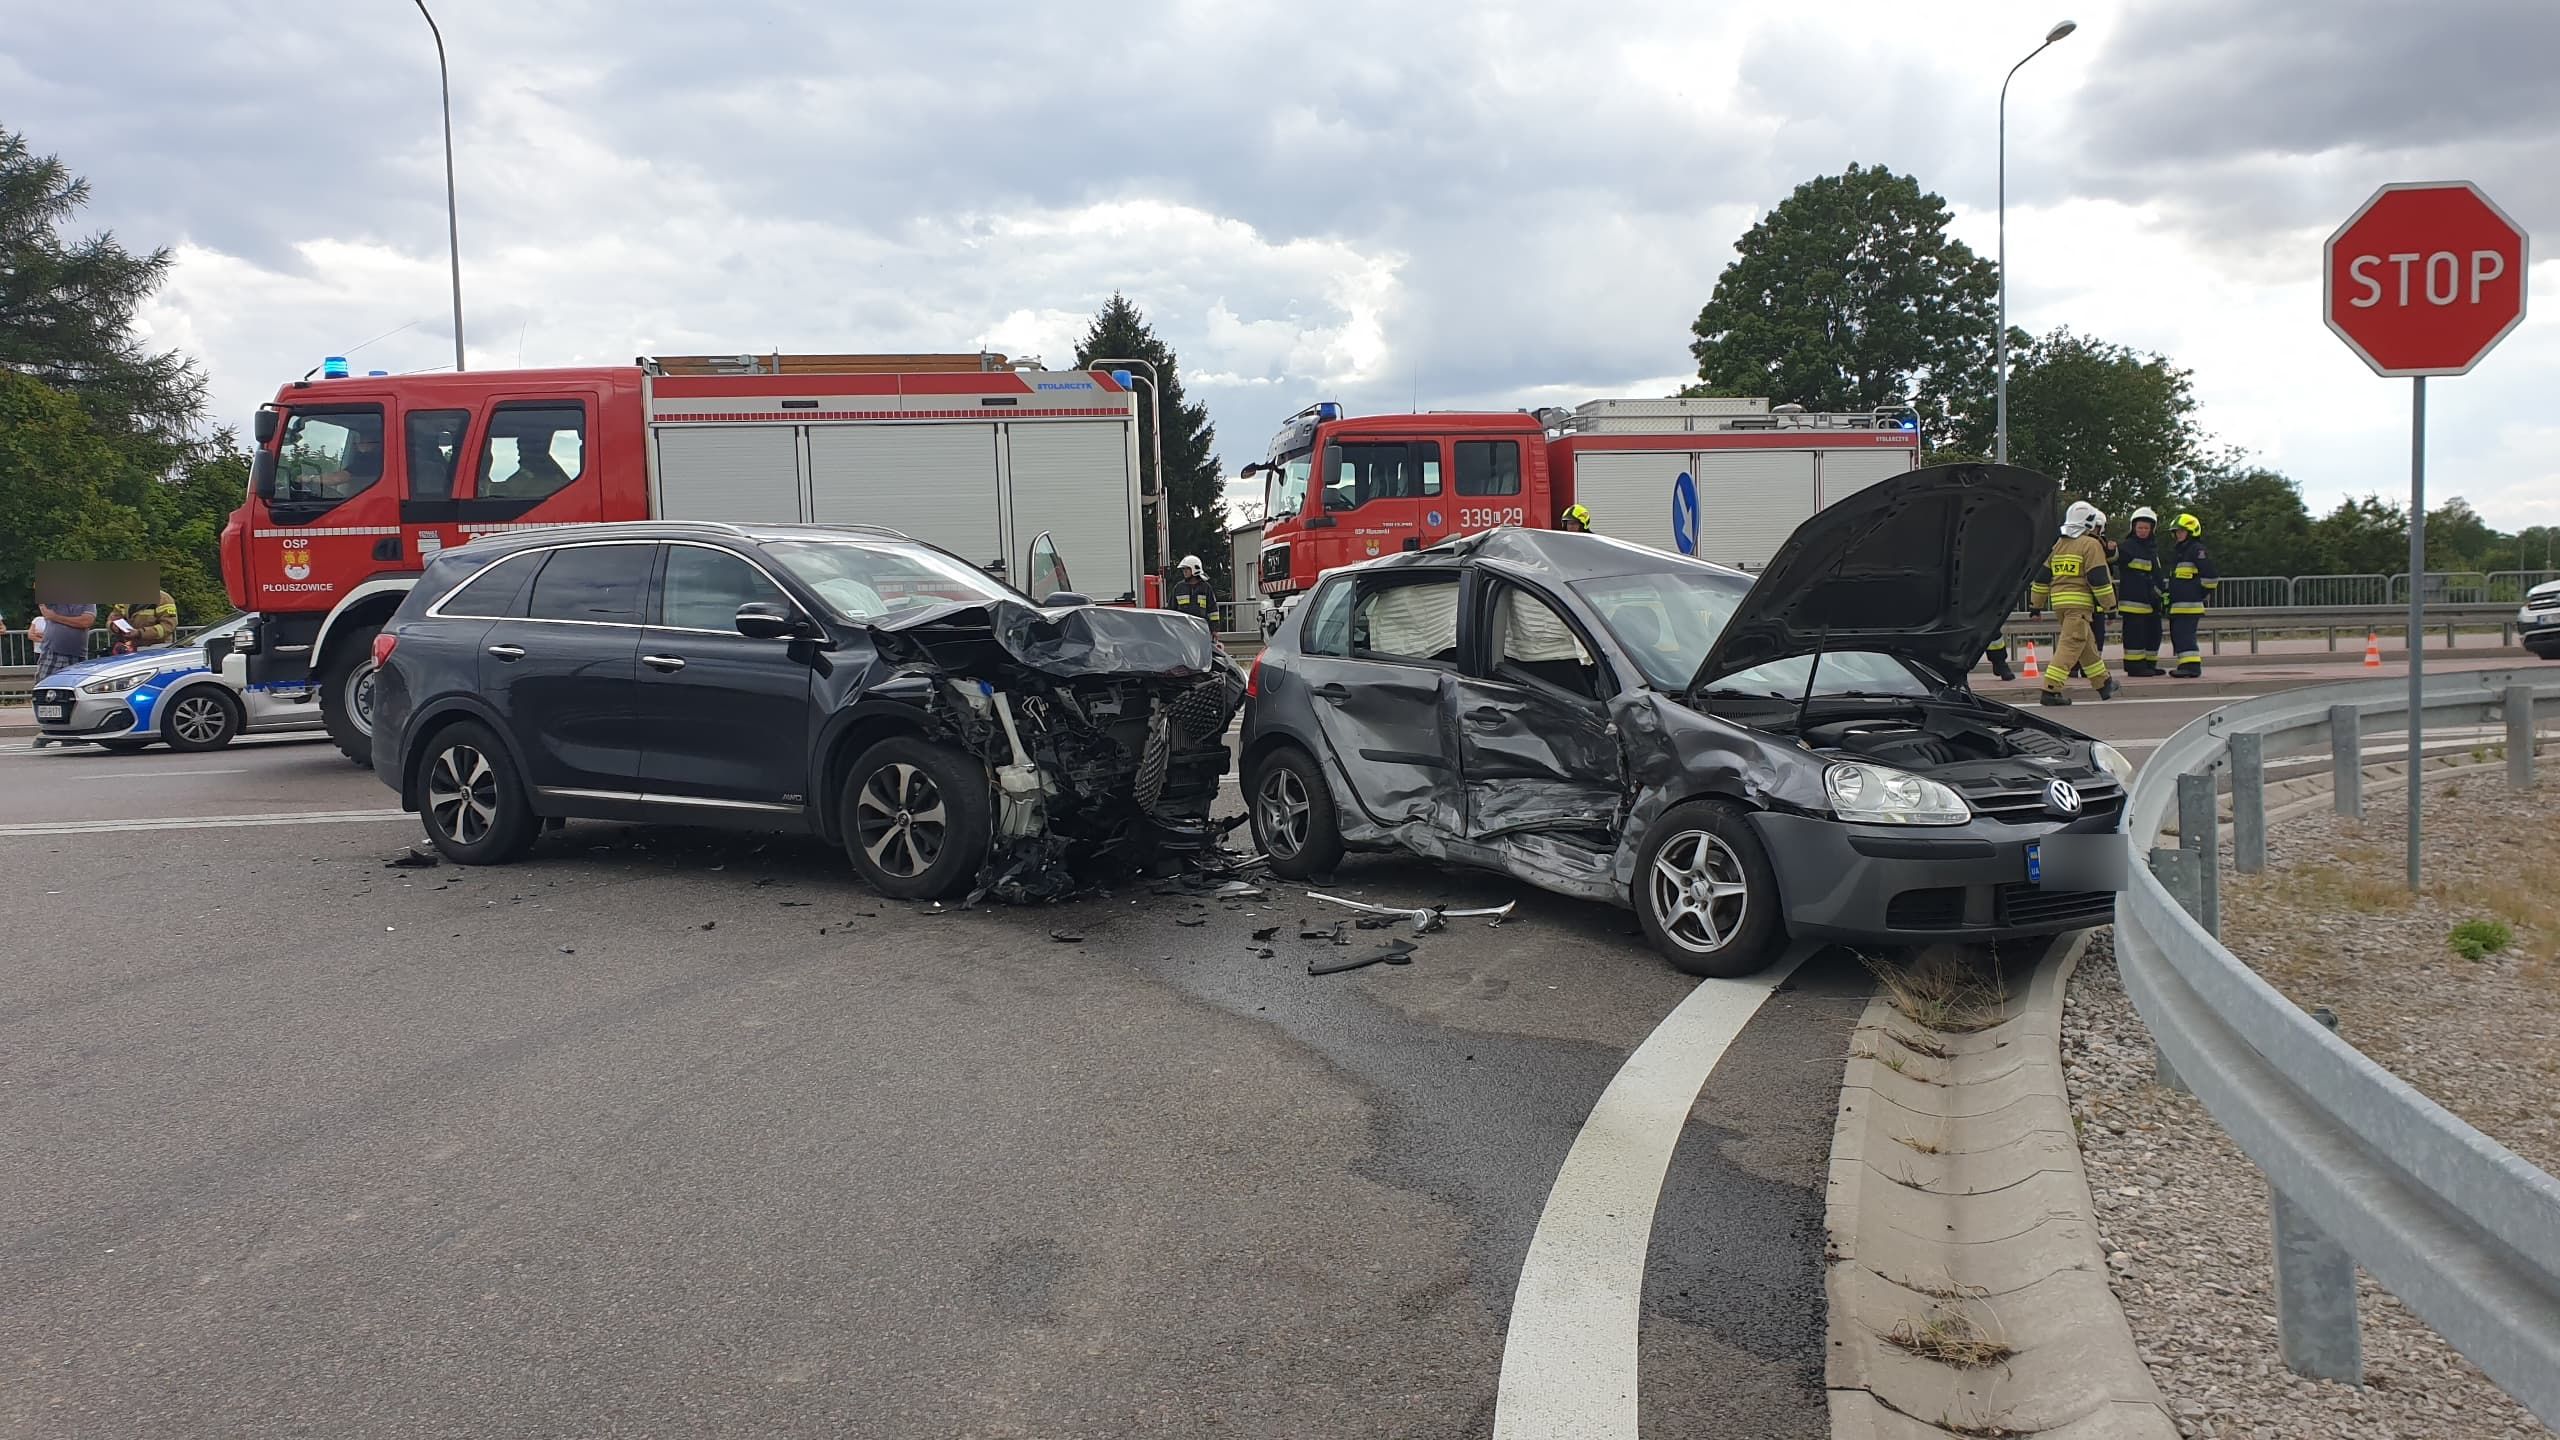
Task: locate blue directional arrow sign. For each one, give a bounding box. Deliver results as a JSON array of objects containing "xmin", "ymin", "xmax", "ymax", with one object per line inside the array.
[{"xmin": 1670, "ymin": 471, "xmax": 1699, "ymax": 555}]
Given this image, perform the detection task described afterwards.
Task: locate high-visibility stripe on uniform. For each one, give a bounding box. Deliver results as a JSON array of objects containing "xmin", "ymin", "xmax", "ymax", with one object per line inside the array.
[
  {"xmin": 2126, "ymin": 558, "xmax": 2153, "ymax": 571},
  {"xmin": 2174, "ymin": 564, "xmax": 2198, "ymax": 578},
  {"xmin": 2170, "ymin": 603, "xmax": 2206, "ymax": 614},
  {"xmin": 2050, "ymin": 593, "xmax": 2095, "ymax": 608},
  {"xmin": 2118, "ymin": 602, "xmax": 2155, "ymax": 615}
]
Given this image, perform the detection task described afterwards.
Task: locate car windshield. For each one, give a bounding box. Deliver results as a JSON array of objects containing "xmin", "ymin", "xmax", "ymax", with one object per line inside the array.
[
  {"xmin": 1264, "ymin": 451, "xmax": 1312, "ymax": 520},
  {"xmin": 763, "ymin": 540, "xmax": 1014, "ymax": 622},
  {"xmin": 1570, "ymin": 569, "xmax": 1931, "ymax": 698}
]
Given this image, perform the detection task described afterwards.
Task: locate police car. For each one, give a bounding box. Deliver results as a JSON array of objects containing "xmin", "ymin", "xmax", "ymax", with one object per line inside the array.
[
  {"xmin": 2521, "ymin": 579, "xmax": 2560, "ymax": 661},
  {"xmin": 29, "ymin": 615, "xmax": 323, "ymax": 752}
]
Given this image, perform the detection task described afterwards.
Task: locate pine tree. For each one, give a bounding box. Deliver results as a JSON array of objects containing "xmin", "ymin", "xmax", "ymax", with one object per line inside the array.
[{"xmin": 1073, "ymin": 293, "xmax": 1229, "ymax": 595}]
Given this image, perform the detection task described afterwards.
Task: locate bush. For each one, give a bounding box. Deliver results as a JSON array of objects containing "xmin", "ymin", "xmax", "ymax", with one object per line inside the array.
[{"xmin": 2448, "ymin": 918, "xmax": 2513, "ymax": 962}]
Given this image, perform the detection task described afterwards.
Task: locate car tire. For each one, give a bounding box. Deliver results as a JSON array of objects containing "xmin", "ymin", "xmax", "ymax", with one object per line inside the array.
[
  {"xmin": 1633, "ymin": 799, "xmax": 1786, "ymax": 978},
  {"xmin": 415, "ymin": 720, "xmax": 537, "ymax": 865},
  {"xmin": 319, "ymin": 627, "xmax": 379, "ymax": 769},
  {"xmin": 160, "ymin": 687, "xmax": 242, "ymax": 752},
  {"xmin": 840, "ymin": 736, "xmax": 992, "ymax": 901},
  {"xmin": 95, "ymin": 739, "xmax": 152, "ymax": 753},
  {"xmin": 1251, "ymin": 744, "xmax": 1344, "ymax": 879}
]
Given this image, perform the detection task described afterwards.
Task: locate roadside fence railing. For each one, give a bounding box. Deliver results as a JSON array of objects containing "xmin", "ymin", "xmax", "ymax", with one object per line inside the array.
[{"xmin": 2115, "ymin": 667, "xmax": 2560, "ymax": 1424}]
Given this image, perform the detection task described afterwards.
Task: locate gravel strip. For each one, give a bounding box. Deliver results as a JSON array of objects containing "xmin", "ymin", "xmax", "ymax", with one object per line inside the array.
[
  {"xmin": 2223, "ymin": 773, "xmax": 2560, "ymax": 1174},
  {"xmin": 2063, "ymin": 931, "xmax": 2555, "ymax": 1439}
]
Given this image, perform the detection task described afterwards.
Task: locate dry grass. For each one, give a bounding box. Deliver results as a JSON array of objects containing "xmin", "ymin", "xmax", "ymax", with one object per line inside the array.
[
  {"xmin": 1896, "ymin": 1269, "xmax": 1989, "ymax": 1302},
  {"xmin": 1868, "ymin": 949, "xmax": 2010, "ymax": 1034},
  {"xmin": 1885, "ymin": 1028, "xmax": 1954, "ymax": 1060},
  {"xmin": 1892, "ymin": 1133, "xmax": 1944, "ymax": 1155},
  {"xmin": 1883, "ymin": 1309, "xmax": 2015, "ymax": 1369}
]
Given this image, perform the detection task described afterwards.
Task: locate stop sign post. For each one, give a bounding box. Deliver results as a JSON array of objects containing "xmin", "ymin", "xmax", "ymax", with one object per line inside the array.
[{"xmin": 2323, "ymin": 180, "xmax": 2530, "ymax": 889}]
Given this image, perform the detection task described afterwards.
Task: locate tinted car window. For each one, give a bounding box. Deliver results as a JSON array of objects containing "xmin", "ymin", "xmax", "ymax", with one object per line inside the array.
[
  {"xmin": 661, "ymin": 545, "xmax": 787, "ymax": 631},
  {"xmin": 525, "ymin": 544, "xmax": 650, "ymax": 624},
  {"xmin": 1456, "ymin": 441, "xmax": 1521, "ymax": 496},
  {"xmin": 764, "ymin": 539, "xmax": 1012, "ymax": 621},
  {"xmin": 434, "ymin": 551, "xmax": 538, "ymax": 619},
  {"xmin": 1351, "ymin": 576, "xmax": 1459, "ymax": 664}
]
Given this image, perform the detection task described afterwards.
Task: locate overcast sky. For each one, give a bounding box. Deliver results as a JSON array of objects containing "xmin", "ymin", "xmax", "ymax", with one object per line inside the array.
[{"xmin": 7, "ymin": 0, "xmax": 2554, "ymax": 534}]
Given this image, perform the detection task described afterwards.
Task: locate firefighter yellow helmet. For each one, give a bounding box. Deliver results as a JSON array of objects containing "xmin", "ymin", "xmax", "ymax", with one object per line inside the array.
[
  {"xmin": 2174, "ymin": 512, "xmax": 2202, "ymax": 536},
  {"xmin": 1562, "ymin": 504, "xmax": 1592, "ymax": 531}
]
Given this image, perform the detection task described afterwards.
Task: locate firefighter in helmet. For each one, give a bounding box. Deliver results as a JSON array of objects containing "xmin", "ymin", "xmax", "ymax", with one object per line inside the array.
[
  {"xmin": 2164, "ymin": 512, "xmax": 2217, "ymax": 677},
  {"xmin": 2028, "ymin": 500, "xmax": 2119, "ymax": 706},
  {"xmin": 2114, "ymin": 506, "xmax": 2163, "ymax": 676},
  {"xmin": 1169, "ymin": 554, "xmax": 1218, "ymax": 628},
  {"xmin": 1561, "ymin": 503, "xmax": 1593, "ymax": 533}
]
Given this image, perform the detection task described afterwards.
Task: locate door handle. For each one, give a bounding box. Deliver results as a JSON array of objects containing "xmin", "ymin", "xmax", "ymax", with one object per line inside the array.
[
  {"xmin": 1466, "ymin": 706, "xmax": 1507, "ymax": 726},
  {"xmin": 486, "ymin": 644, "xmax": 525, "ymax": 661},
  {"xmin": 641, "ymin": 654, "xmax": 687, "ymax": 673},
  {"xmin": 1313, "ymin": 682, "xmax": 1351, "ymax": 702}
]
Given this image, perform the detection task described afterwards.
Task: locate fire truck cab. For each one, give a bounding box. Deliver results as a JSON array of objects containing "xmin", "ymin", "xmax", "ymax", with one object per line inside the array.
[
  {"xmin": 1248, "ymin": 396, "xmax": 1921, "ymax": 631},
  {"xmin": 221, "ymin": 354, "xmax": 1146, "ymax": 767}
]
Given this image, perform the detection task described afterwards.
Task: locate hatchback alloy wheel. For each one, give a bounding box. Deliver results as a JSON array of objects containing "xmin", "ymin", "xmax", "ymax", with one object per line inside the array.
[
  {"xmin": 854, "ymin": 761, "xmax": 947, "ymax": 879},
  {"xmin": 1647, "ymin": 829, "xmax": 1752, "ymax": 955},
  {"xmin": 1257, "ymin": 763, "xmax": 1312, "ymax": 859},
  {"xmin": 427, "ymin": 741, "xmax": 501, "ymax": 847}
]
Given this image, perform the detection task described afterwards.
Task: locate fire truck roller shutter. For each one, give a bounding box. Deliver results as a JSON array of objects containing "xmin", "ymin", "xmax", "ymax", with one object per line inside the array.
[
  {"xmin": 808, "ymin": 423, "xmax": 1002, "ymax": 570},
  {"xmin": 653, "ymin": 425, "xmax": 803, "ymax": 523},
  {"xmin": 1815, "ymin": 446, "xmax": 1915, "ymax": 504},
  {"xmin": 1003, "ymin": 421, "xmax": 1139, "ymax": 603},
  {"xmin": 1566, "ymin": 450, "xmax": 1694, "ymax": 551},
  {"xmin": 1691, "ymin": 450, "xmax": 1816, "ymax": 569}
]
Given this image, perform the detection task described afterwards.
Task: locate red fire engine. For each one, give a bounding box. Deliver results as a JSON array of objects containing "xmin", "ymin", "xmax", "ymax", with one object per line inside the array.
[
  {"xmin": 1245, "ymin": 396, "xmax": 1920, "ymax": 628},
  {"xmin": 219, "ymin": 353, "xmax": 1148, "ymax": 766}
]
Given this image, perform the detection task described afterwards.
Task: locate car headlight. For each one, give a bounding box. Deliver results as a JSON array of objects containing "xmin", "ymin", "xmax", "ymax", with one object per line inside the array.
[
  {"xmin": 80, "ymin": 672, "xmax": 149, "ymax": 695},
  {"xmin": 2090, "ymin": 742, "xmax": 2135, "ymax": 788},
  {"xmin": 1824, "ymin": 761, "xmax": 1971, "ymax": 826}
]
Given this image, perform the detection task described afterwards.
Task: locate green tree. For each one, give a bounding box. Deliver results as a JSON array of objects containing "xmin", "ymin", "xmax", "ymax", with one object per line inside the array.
[
  {"xmin": 0, "ymin": 370, "xmax": 150, "ymax": 616},
  {"xmin": 2187, "ymin": 467, "xmax": 2312, "ymax": 578},
  {"xmin": 1957, "ymin": 328, "xmax": 2206, "ymax": 519},
  {"xmin": 1074, "ymin": 293, "xmax": 1229, "ymax": 594},
  {"xmin": 1687, "ymin": 164, "xmax": 1997, "ymax": 449},
  {"xmin": 0, "ymin": 126, "xmax": 205, "ymax": 445},
  {"xmin": 2421, "ymin": 497, "xmax": 2499, "ymax": 572},
  {"xmin": 2307, "ymin": 495, "xmax": 2409, "ymax": 577}
]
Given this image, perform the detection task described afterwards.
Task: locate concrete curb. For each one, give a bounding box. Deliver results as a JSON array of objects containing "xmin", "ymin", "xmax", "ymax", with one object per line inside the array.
[{"xmin": 1825, "ymin": 934, "xmax": 2178, "ymax": 1439}]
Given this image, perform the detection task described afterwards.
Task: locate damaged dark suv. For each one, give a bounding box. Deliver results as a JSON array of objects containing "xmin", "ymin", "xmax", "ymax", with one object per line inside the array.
[
  {"xmin": 370, "ymin": 522, "xmax": 1244, "ymax": 899},
  {"xmin": 1240, "ymin": 463, "xmax": 2131, "ymax": 977}
]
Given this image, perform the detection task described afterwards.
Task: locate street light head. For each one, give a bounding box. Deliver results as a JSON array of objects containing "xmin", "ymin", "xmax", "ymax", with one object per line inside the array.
[{"xmin": 2046, "ymin": 19, "xmax": 2079, "ymax": 43}]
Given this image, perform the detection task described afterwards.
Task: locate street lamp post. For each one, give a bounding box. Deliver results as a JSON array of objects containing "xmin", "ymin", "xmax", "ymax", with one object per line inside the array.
[
  {"xmin": 1995, "ymin": 18, "xmax": 2076, "ymax": 465},
  {"xmin": 413, "ymin": 0, "xmax": 466, "ymax": 372},
  {"xmin": 1087, "ymin": 356, "xmax": 1170, "ymax": 579}
]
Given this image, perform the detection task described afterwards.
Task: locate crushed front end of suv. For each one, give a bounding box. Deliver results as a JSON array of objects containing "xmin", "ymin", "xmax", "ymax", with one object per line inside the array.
[{"xmin": 1239, "ymin": 463, "xmax": 2131, "ymax": 976}]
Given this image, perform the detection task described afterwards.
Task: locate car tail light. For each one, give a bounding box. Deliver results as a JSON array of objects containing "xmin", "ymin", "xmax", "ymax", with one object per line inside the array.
[
  {"xmin": 371, "ymin": 632, "xmax": 399, "ymax": 667},
  {"xmin": 1246, "ymin": 651, "xmax": 1263, "ymax": 698}
]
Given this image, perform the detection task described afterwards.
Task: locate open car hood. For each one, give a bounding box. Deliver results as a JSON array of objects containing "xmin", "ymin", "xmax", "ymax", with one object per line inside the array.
[
  {"xmin": 1685, "ymin": 462, "xmax": 2058, "ymax": 695},
  {"xmin": 864, "ymin": 599, "xmax": 1217, "ymax": 681}
]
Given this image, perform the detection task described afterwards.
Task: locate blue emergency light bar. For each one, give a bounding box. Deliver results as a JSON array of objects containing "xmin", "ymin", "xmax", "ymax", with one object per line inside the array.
[{"xmin": 322, "ymin": 356, "xmax": 349, "ymax": 379}]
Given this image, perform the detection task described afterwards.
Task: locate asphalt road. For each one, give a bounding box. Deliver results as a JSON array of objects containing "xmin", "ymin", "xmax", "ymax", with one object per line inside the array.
[{"xmin": 0, "ymin": 677, "xmax": 2314, "ymax": 1439}]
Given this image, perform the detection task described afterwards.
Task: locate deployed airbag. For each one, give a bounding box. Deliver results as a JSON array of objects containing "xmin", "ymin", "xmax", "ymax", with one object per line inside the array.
[{"xmin": 865, "ymin": 598, "xmax": 1216, "ymax": 679}]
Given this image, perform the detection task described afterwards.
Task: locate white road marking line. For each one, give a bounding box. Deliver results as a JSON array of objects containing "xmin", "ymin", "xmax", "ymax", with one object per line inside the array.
[
  {"xmin": 1492, "ymin": 950, "xmax": 1810, "ymax": 1439},
  {"xmin": 0, "ymin": 809, "xmax": 411, "ymax": 838},
  {"xmin": 82, "ymin": 769, "xmax": 247, "ymax": 780}
]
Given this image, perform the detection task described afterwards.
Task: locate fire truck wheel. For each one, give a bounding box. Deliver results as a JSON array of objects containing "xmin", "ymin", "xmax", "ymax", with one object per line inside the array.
[
  {"xmin": 319, "ymin": 627, "xmax": 381, "ymax": 768},
  {"xmin": 415, "ymin": 720, "xmax": 537, "ymax": 865},
  {"xmin": 840, "ymin": 736, "xmax": 992, "ymax": 902}
]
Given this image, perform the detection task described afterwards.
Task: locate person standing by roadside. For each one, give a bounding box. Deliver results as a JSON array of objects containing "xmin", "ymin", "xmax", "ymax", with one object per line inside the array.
[
  {"xmin": 1169, "ymin": 555, "xmax": 1219, "ymax": 630},
  {"xmin": 2164, "ymin": 512, "xmax": 2217, "ymax": 677},
  {"xmin": 32, "ymin": 598, "xmax": 95, "ymax": 748},
  {"xmin": 2114, "ymin": 507, "xmax": 2163, "ymax": 676},
  {"xmin": 2028, "ymin": 501, "xmax": 2120, "ymax": 706}
]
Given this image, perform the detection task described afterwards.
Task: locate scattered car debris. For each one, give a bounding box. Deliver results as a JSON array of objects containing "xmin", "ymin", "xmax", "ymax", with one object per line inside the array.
[
  {"xmin": 1174, "ymin": 916, "xmax": 1207, "ymax": 928},
  {"xmin": 1249, "ymin": 945, "xmax": 1276, "ymax": 959},
  {"xmin": 1049, "ymin": 928, "xmax": 1085, "ymax": 944},
  {"xmin": 384, "ymin": 849, "xmax": 438, "ymax": 869},
  {"xmin": 1307, "ymin": 892, "xmax": 1518, "ymax": 934},
  {"xmin": 1251, "ymin": 924, "xmax": 1281, "ymax": 942},
  {"xmin": 1308, "ymin": 939, "xmax": 1417, "ymax": 976},
  {"xmin": 697, "ymin": 921, "xmax": 716, "ymax": 931}
]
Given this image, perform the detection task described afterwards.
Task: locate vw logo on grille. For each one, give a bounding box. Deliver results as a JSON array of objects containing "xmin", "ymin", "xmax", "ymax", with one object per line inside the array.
[{"xmin": 2045, "ymin": 779, "xmax": 2084, "ymax": 817}]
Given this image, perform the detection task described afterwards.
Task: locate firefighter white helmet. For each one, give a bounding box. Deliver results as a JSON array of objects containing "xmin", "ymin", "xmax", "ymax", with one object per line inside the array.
[
  {"xmin": 1178, "ymin": 554, "xmax": 1204, "ymax": 573},
  {"xmin": 2062, "ymin": 500, "xmax": 2105, "ymax": 538},
  {"xmin": 2130, "ymin": 505, "xmax": 2159, "ymax": 524}
]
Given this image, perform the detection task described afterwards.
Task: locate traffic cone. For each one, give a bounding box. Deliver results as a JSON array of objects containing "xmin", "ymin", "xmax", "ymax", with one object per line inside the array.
[
  {"xmin": 2364, "ymin": 631, "xmax": 2382, "ymax": 669},
  {"xmin": 2021, "ymin": 641, "xmax": 2042, "ymax": 681}
]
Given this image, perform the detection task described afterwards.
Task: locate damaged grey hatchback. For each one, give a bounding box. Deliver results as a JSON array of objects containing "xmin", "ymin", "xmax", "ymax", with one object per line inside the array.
[{"xmin": 1239, "ymin": 463, "xmax": 2132, "ymax": 977}]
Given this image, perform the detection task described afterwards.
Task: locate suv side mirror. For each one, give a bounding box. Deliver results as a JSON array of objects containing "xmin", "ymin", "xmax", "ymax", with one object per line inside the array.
[
  {"xmin": 734, "ymin": 602, "xmax": 800, "ymax": 640},
  {"xmin": 253, "ymin": 408, "xmax": 278, "ymax": 446},
  {"xmin": 251, "ymin": 450, "xmax": 277, "ymax": 500},
  {"xmin": 1040, "ymin": 590, "xmax": 1092, "ymax": 608}
]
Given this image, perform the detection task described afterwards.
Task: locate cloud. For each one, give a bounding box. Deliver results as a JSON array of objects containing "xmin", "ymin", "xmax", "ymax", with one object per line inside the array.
[{"xmin": 19, "ymin": 0, "xmax": 2560, "ymax": 535}]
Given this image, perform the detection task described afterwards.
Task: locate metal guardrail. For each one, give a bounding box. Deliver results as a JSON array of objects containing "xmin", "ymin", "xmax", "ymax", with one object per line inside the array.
[
  {"xmin": 2114, "ymin": 668, "xmax": 2560, "ymax": 1422},
  {"xmin": 2200, "ymin": 572, "xmax": 2559, "ymax": 607}
]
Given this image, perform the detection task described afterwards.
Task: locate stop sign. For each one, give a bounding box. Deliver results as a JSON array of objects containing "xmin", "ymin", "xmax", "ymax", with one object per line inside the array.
[{"xmin": 2325, "ymin": 181, "xmax": 2529, "ymax": 376}]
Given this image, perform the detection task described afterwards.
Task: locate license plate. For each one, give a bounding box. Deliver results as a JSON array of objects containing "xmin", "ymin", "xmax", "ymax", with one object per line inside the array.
[
  {"xmin": 2030, "ymin": 834, "xmax": 2128, "ymax": 890},
  {"xmin": 35, "ymin": 703, "xmax": 67, "ymax": 721},
  {"xmin": 2024, "ymin": 841, "xmax": 2042, "ymax": 884}
]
